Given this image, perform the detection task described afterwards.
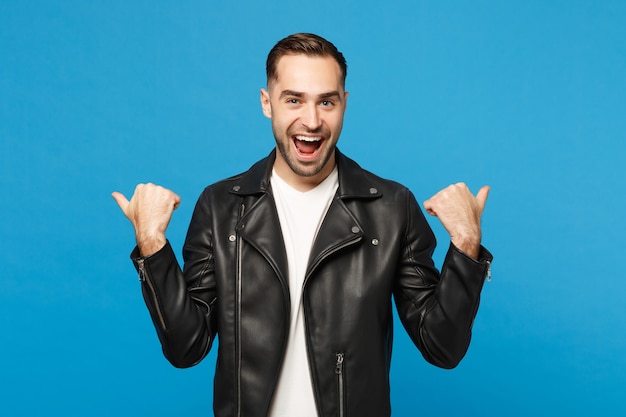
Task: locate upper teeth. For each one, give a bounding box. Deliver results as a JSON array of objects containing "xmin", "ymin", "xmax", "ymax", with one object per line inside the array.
[{"xmin": 295, "ymin": 135, "xmax": 321, "ymax": 142}]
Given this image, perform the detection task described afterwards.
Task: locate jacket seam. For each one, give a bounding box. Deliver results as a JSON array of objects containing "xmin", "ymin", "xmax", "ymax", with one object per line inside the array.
[{"xmin": 402, "ymin": 187, "xmax": 427, "ymax": 285}]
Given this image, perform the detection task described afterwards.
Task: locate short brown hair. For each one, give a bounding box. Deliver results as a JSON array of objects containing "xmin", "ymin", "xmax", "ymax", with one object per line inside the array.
[{"xmin": 266, "ymin": 33, "xmax": 348, "ymax": 87}]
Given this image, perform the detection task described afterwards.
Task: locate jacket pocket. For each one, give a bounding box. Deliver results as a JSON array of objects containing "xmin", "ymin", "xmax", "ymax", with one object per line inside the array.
[{"xmin": 335, "ymin": 352, "xmax": 346, "ymax": 417}]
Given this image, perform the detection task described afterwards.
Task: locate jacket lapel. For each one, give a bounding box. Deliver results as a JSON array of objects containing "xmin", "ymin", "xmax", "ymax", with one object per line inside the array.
[
  {"xmin": 306, "ymin": 151, "xmax": 382, "ymax": 279},
  {"xmin": 236, "ymin": 193, "xmax": 289, "ymax": 289},
  {"xmin": 230, "ymin": 151, "xmax": 289, "ymax": 289},
  {"xmin": 306, "ymin": 198, "xmax": 364, "ymax": 279}
]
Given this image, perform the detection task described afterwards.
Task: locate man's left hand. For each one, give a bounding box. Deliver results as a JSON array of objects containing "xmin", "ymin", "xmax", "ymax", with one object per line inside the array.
[{"xmin": 423, "ymin": 183, "xmax": 490, "ymax": 260}]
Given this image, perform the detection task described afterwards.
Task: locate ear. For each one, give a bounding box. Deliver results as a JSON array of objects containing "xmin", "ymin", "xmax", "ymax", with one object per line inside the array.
[{"xmin": 260, "ymin": 88, "xmax": 272, "ymax": 119}]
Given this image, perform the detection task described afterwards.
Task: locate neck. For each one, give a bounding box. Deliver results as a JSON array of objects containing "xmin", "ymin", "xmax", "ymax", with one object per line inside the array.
[{"xmin": 273, "ymin": 151, "xmax": 336, "ymax": 192}]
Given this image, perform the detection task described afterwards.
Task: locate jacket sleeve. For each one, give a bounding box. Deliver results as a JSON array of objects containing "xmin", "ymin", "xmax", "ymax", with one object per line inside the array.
[
  {"xmin": 393, "ymin": 189, "xmax": 493, "ymax": 369},
  {"xmin": 131, "ymin": 191, "xmax": 218, "ymax": 368}
]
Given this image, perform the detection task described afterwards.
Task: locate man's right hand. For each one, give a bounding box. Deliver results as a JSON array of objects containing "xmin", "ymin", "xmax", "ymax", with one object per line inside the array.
[{"xmin": 112, "ymin": 183, "xmax": 181, "ymax": 257}]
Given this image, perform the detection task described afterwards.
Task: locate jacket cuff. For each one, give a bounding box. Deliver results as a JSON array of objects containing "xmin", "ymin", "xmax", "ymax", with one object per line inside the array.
[
  {"xmin": 130, "ymin": 240, "xmax": 173, "ymax": 273},
  {"xmin": 448, "ymin": 242, "xmax": 493, "ymax": 282},
  {"xmin": 450, "ymin": 242, "xmax": 493, "ymax": 263}
]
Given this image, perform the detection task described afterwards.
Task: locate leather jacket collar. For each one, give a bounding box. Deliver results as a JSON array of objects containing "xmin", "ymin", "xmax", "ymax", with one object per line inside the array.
[{"xmin": 229, "ymin": 148, "xmax": 382, "ymax": 200}]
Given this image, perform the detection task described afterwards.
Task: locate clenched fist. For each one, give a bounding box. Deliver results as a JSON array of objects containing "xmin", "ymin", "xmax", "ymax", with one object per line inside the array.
[{"xmin": 112, "ymin": 183, "xmax": 181, "ymax": 256}]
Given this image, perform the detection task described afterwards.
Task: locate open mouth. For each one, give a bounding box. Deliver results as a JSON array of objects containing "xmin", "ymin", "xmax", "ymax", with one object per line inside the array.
[{"xmin": 293, "ymin": 135, "xmax": 323, "ymax": 156}]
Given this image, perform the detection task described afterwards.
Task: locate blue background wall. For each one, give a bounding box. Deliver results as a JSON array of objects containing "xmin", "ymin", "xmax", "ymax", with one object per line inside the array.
[{"xmin": 2, "ymin": 1, "xmax": 625, "ymax": 415}]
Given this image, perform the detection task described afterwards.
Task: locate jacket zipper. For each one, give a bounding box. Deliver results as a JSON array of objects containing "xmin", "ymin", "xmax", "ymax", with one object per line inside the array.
[
  {"xmin": 485, "ymin": 260, "xmax": 492, "ymax": 282},
  {"xmin": 335, "ymin": 352, "xmax": 345, "ymax": 417},
  {"xmin": 137, "ymin": 258, "xmax": 167, "ymax": 330},
  {"xmin": 304, "ymin": 229, "xmax": 360, "ymax": 415},
  {"xmin": 235, "ymin": 203, "xmax": 245, "ymax": 417}
]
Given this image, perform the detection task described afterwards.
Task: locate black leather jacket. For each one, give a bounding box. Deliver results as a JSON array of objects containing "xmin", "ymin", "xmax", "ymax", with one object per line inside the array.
[{"xmin": 132, "ymin": 150, "xmax": 493, "ymax": 417}]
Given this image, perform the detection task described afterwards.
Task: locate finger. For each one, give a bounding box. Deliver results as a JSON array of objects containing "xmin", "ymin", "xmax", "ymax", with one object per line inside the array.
[
  {"xmin": 111, "ymin": 191, "xmax": 130, "ymax": 214},
  {"xmin": 172, "ymin": 193, "xmax": 181, "ymax": 211},
  {"xmin": 476, "ymin": 185, "xmax": 490, "ymax": 210},
  {"xmin": 423, "ymin": 199, "xmax": 437, "ymax": 216}
]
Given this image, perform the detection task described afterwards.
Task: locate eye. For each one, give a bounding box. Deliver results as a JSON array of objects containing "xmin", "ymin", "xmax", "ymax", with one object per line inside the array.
[
  {"xmin": 321, "ymin": 100, "xmax": 334, "ymax": 107},
  {"xmin": 287, "ymin": 98, "xmax": 300, "ymax": 105}
]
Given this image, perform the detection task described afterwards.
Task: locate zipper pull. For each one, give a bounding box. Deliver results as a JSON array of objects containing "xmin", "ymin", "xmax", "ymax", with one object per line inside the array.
[
  {"xmin": 485, "ymin": 260, "xmax": 492, "ymax": 282},
  {"xmin": 335, "ymin": 353, "xmax": 344, "ymax": 374},
  {"xmin": 137, "ymin": 258, "xmax": 146, "ymax": 282}
]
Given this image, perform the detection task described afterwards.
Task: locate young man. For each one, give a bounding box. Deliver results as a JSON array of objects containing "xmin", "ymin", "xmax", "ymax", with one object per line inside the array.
[{"xmin": 113, "ymin": 33, "xmax": 492, "ymax": 417}]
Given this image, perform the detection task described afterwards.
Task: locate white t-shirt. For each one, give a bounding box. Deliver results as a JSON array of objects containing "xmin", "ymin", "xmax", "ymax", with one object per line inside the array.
[{"xmin": 268, "ymin": 167, "xmax": 339, "ymax": 417}]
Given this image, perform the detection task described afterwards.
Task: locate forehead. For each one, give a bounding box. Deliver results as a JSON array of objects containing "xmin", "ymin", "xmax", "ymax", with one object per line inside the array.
[{"xmin": 271, "ymin": 54, "xmax": 344, "ymax": 93}]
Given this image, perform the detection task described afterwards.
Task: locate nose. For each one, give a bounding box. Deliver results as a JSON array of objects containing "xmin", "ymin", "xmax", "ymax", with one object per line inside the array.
[{"xmin": 301, "ymin": 103, "xmax": 321, "ymax": 131}]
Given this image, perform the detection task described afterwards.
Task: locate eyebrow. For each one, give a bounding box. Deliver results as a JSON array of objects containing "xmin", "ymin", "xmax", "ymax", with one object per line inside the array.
[{"xmin": 279, "ymin": 90, "xmax": 342, "ymax": 100}]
